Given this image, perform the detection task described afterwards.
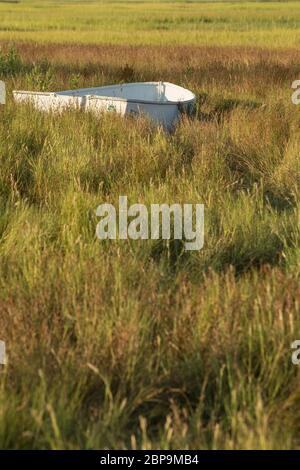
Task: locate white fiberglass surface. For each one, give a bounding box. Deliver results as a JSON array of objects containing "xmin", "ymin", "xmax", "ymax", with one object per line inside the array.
[
  {"xmin": 163, "ymin": 83, "xmax": 195, "ymax": 103},
  {"xmin": 57, "ymin": 82, "xmax": 194, "ymax": 104}
]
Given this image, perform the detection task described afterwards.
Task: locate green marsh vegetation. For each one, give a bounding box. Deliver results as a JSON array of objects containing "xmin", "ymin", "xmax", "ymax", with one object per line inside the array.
[{"xmin": 1, "ymin": 1, "xmax": 300, "ymax": 449}]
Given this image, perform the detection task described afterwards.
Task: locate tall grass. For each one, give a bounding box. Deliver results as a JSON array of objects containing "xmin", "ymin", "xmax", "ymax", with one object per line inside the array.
[{"xmin": 0, "ymin": 42, "xmax": 300, "ymax": 449}]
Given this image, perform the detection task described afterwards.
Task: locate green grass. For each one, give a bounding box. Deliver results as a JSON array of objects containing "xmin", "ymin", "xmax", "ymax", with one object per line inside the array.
[
  {"xmin": 0, "ymin": 1, "xmax": 300, "ymax": 47},
  {"xmin": 1, "ymin": 43, "xmax": 300, "ymax": 448}
]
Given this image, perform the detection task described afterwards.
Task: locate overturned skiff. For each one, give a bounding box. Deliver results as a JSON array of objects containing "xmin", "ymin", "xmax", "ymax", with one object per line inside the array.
[{"xmin": 13, "ymin": 82, "xmax": 196, "ymax": 129}]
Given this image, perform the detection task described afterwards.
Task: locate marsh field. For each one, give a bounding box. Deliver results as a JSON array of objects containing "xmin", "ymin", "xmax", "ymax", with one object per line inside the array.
[{"xmin": 1, "ymin": 0, "xmax": 300, "ymax": 450}]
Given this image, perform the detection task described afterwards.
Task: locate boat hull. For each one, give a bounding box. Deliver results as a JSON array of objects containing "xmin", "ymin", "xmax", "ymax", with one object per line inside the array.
[{"xmin": 13, "ymin": 82, "xmax": 196, "ymax": 129}]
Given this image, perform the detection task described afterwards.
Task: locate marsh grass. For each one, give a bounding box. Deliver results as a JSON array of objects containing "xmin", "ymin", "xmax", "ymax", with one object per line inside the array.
[
  {"xmin": 1, "ymin": 42, "xmax": 300, "ymax": 449},
  {"xmin": 1, "ymin": 1, "xmax": 300, "ymax": 47}
]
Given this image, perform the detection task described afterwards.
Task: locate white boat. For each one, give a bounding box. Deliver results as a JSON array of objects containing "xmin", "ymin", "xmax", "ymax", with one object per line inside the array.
[{"xmin": 13, "ymin": 82, "xmax": 196, "ymax": 129}]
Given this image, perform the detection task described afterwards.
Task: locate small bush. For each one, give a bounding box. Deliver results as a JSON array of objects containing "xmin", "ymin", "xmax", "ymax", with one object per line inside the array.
[{"xmin": 0, "ymin": 47, "xmax": 23, "ymax": 77}]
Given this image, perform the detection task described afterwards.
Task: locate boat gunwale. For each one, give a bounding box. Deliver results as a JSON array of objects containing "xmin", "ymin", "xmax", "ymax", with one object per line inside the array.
[
  {"xmin": 87, "ymin": 95, "xmax": 196, "ymax": 106},
  {"xmin": 13, "ymin": 90, "xmax": 196, "ymax": 106},
  {"xmin": 13, "ymin": 81, "xmax": 196, "ymax": 106}
]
